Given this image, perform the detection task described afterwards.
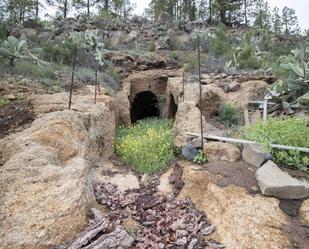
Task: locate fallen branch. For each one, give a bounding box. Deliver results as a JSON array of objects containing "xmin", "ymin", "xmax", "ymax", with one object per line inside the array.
[{"xmin": 186, "ymin": 133, "xmax": 309, "ymax": 153}]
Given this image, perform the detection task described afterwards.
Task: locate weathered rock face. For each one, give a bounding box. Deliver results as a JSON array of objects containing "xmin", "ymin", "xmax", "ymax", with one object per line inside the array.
[
  {"xmin": 184, "ymin": 83, "xmax": 223, "ymax": 118},
  {"xmin": 300, "ymin": 200, "xmax": 309, "ymax": 225},
  {"xmin": 226, "ymin": 80, "xmax": 268, "ymax": 110},
  {"xmin": 242, "ymin": 143, "xmax": 270, "ymax": 167},
  {"xmin": 178, "ymin": 162, "xmax": 291, "ymax": 249},
  {"xmin": 255, "ymin": 161, "xmax": 309, "ymax": 200},
  {"xmin": 173, "ymin": 101, "xmax": 206, "ymax": 147},
  {"xmin": 203, "ymin": 142, "xmax": 241, "ymax": 162},
  {"xmin": 0, "ymin": 95, "xmax": 116, "ymax": 249}
]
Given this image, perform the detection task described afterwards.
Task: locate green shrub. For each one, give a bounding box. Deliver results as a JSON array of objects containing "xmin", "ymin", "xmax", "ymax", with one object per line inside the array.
[
  {"xmin": 193, "ymin": 150, "xmax": 208, "ymax": 165},
  {"xmin": 209, "ymin": 23, "xmax": 230, "ymax": 56},
  {"xmin": 14, "ymin": 60, "xmax": 57, "ymax": 79},
  {"xmin": 0, "ymin": 98, "xmax": 10, "ymax": 106},
  {"xmin": 242, "ymin": 118, "xmax": 309, "ymax": 171},
  {"xmin": 217, "ymin": 103, "xmax": 240, "ymax": 127},
  {"xmin": 42, "ymin": 40, "xmax": 75, "ymax": 64},
  {"xmin": 148, "ymin": 40, "xmax": 156, "ymax": 52},
  {"xmin": 115, "ymin": 118, "xmax": 175, "ymax": 174}
]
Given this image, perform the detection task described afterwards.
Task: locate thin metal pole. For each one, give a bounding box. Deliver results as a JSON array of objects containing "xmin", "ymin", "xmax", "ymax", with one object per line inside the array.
[
  {"xmin": 182, "ymin": 70, "xmax": 185, "ymax": 102},
  {"xmin": 94, "ymin": 69, "xmax": 98, "ymax": 104},
  {"xmin": 69, "ymin": 44, "xmax": 77, "ymax": 110},
  {"xmin": 197, "ymin": 35, "xmax": 204, "ymax": 149}
]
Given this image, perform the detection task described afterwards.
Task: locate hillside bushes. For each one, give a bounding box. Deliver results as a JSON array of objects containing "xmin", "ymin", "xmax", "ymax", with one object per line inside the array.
[{"xmin": 242, "ymin": 118, "xmax": 309, "ymax": 171}]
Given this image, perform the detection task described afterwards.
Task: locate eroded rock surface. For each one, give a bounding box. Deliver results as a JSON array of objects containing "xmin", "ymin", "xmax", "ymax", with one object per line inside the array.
[
  {"xmin": 178, "ymin": 161, "xmax": 291, "ymax": 249},
  {"xmin": 0, "ymin": 95, "xmax": 116, "ymax": 249},
  {"xmin": 203, "ymin": 142, "xmax": 241, "ymax": 162}
]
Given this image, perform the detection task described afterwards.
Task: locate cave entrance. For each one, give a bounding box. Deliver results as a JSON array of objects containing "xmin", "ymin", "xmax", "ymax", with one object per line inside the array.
[
  {"xmin": 167, "ymin": 94, "xmax": 178, "ymax": 118},
  {"xmin": 131, "ymin": 91, "xmax": 160, "ymax": 123}
]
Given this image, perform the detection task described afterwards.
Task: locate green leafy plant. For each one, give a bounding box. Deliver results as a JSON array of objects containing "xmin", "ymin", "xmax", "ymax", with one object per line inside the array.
[
  {"xmin": 148, "ymin": 40, "xmax": 155, "ymax": 52},
  {"xmin": 272, "ymin": 46, "xmax": 309, "ymax": 109},
  {"xmin": 193, "ymin": 150, "xmax": 207, "ymax": 165},
  {"xmin": 217, "ymin": 103, "xmax": 240, "ymax": 127},
  {"xmin": 242, "ymin": 118, "xmax": 309, "ymax": 171},
  {"xmin": 0, "ymin": 35, "xmax": 42, "ymax": 66},
  {"xmin": 0, "ymin": 98, "xmax": 10, "ymax": 106},
  {"xmin": 115, "ymin": 118, "xmax": 175, "ymax": 174}
]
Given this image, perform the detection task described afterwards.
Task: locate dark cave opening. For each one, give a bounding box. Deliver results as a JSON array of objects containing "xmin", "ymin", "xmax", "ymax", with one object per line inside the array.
[
  {"xmin": 167, "ymin": 94, "xmax": 178, "ymax": 118},
  {"xmin": 130, "ymin": 91, "xmax": 160, "ymax": 123}
]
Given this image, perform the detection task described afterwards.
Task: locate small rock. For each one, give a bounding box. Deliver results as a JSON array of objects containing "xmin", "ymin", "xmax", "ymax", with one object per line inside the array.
[
  {"xmin": 3, "ymin": 94, "xmax": 16, "ymax": 100},
  {"xmin": 242, "ymin": 144, "xmax": 270, "ymax": 167},
  {"xmin": 228, "ymin": 81, "xmax": 240, "ymax": 92},
  {"xmin": 299, "ymin": 199, "xmax": 309, "ymax": 225},
  {"xmin": 182, "ymin": 143, "xmax": 198, "ymax": 161},
  {"xmin": 255, "ymin": 161, "xmax": 309, "ymax": 199},
  {"xmin": 203, "ymin": 142, "xmax": 241, "ymax": 162}
]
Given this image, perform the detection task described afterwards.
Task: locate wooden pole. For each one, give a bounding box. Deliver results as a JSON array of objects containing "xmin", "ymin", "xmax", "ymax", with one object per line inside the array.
[
  {"xmin": 182, "ymin": 70, "xmax": 185, "ymax": 102},
  {"xmin": 94, "ymin": 69, "xmax": 98, "ymax": 104},
  {"xmin": 197, "ymin": 35, "xmax": 204, "ymax": 149},
  {"xmin": 68, "ymin": 44, "xmax": 77, "ymax": 110},
  {"xmin": 186, "ymin": 133, "xmax": 309, "ymax": 153}
]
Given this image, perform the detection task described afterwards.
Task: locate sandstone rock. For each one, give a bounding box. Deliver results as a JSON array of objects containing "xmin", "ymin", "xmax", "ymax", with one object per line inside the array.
[
  {"xmin": 226, "ymin": 80, "xmax": 268, "ymax": 110},
  {"xmin": 178, "ymin": 162, "xmax": 290, "ymax": 249},
  {"xmin": 173, "ymin": 101, "xmax": 206, "ymax": 147},
  {"xmin": 0, "ymin": 96, "xmax": 116, "ymax": 249},
  {"xmin": 203, "ymin": 142, "xmax": 241, "ymax": 162},
  {"xmin": 184, "ymin": 83, "xmax": 224, "ymax": 118},
  {"xmin": 158, "ymin": 167, "xmax": 175, "ymax": 194},
  {"xmin": 227, "ymin": 81, "xmax": 240, "ymax": 92},
  {"xmin": 300, "ymin": 199, "xmax": 309, "ymax": 225},
  {"xmin": 242, "ymin": 143, "xmax": 270, "ymax": 167},
  {"xmin": 255, "ymin": 161, "xmax": 309, "ymax": 199}
]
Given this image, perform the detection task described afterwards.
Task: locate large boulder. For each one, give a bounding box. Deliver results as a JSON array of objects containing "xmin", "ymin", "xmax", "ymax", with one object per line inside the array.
[
  {"xmin": 0, "ymin": 95, "xmax": 116, "ymax": 249},
  {"xmin": 226, "ymin": 80, "xmax": 268, "ymax": 110},
  {"xmin": 203, "ymin": 142, "xmax": 241, "ymax": 162},
  {"xmin": 173, "ymin": 101, "xmax": 206, "ymax": 147},
  {"xmin": 178, "ymin": 162, "xmax": 290, "ymax": 249},
  {"xmin": 184, "ymin": 84, "xmax": 224, "ymax": 118},
  {"xmin": 242, "ymin": 143, "xmax": 270, "ymax": 167},
  {"xmin": 255, "ymin": 161, "xmax": 309, "ymax": 199}
]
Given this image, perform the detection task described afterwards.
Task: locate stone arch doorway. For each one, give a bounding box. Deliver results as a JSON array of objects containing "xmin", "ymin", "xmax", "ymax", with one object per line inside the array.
[{"xmin": 130, "ymin": 91, "xmax": 160, "ymax": 123}]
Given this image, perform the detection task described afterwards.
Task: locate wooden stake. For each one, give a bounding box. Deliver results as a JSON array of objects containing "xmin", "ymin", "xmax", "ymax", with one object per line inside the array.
[
  {"xmin": 182, "ymin": 70, "xmax": 185, "ymax": 102},
  {"xmin": 197, "ymin": 35, "xmax": 204, "ymax": 149},
  {"xmin": 68, "ymin": 44, "xmax": 77, "ymax": 110},
  {"xmin": 94, "ymin": 69, "xmax": 98, "ymax": 104}
]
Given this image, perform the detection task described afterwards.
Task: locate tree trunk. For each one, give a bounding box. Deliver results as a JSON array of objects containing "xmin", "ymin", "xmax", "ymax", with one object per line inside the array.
[
  {"xmin": 104, "ymin": 0, "xmax": 109, "ymax": 11},
  {"xmin": 64, "ymin": 0, "xmax": 67, "ymax": 19},
  {"xmin": 87, "ymin": 0, "xmax": 90, "ymax": 17},
  {"xmin": 209, "ymin": 0, "xmax": 212, "ymax": 23},
  {"xmin": 35, "ymin": 0, "xmax": 39, "ymax": 20},
  {"xmin": 244, "ymin": 0, "xmax": 248, "ymax": 25}
]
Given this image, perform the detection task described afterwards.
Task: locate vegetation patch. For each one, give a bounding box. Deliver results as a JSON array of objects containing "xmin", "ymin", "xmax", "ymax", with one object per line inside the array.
[
  {"xmin": 217, "ymin": 103, "xmax": 240, "ymax": 127},
  {"xmin": 242, "ymin": 118, "xmax": 309, "ymax": 171},
  {"xmin": 115, "ymin": 118, "xmax": 175, "ymax": 174}
]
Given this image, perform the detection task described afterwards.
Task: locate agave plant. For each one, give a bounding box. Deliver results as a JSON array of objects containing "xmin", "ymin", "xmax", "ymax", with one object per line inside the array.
[
  {"xmin": 272, "ymin": 46, "xmax": 309, "ymax": 109},
  {"xmin": 0, "ymin": 35, "xmax": 42, "ymax": 67}
]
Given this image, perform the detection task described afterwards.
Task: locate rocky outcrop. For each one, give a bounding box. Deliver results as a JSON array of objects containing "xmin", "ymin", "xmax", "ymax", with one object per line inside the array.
[
  {"xmin": 173, "ymin": 101, "xmax": 206, "ymax": 147},
  {"xmin": 255, "ymin": 161, "xmax": 309, "ymax": 199},
  {"xmin": 178, "ymin": 162, "xmax": 291, "ymax": 249},
  {"xmin": 203, "ymin": 142, "xmax": 241, "ymax": 162},
  {"xmin": 0, "ymin": 94, "xmax": 116, "ymax": 249},
  {"xmin": 242, "ymin": 143, "xmax": 270, "ymax": 167},
  {"xmin": 300, "ymin": 200, "xmax": 309, "ymax": 225}
]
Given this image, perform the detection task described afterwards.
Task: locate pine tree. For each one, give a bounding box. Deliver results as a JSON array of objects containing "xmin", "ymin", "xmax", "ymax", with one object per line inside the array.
[
  {"xmin": 271, "ymin": 7, "xmax": 281, "ymax": 35},
  {"xmin": 252, "ymin": 0, "xmax": 271, "ymax": 30},
  {"xmin": 282, "ymin": 7, "xmax": 299, "ymax": 35},
  {"xmin": 47, "ymin": 0, "xmax": 71, "ymax": 19}
]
